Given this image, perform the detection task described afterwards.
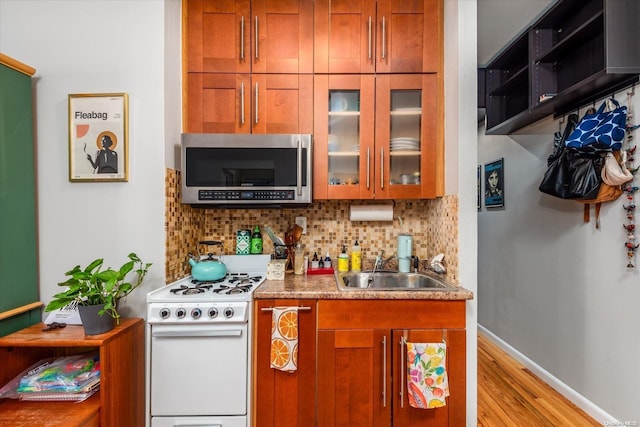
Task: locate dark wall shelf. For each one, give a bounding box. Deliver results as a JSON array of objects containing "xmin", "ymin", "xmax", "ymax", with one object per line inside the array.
[{"xmin": 483, "ymin": 0, "xmax": 640, "ymax": 135}]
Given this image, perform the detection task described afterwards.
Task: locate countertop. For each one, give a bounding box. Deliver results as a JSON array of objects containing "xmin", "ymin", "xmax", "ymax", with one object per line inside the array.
[{"xmin": 254, "ymin": 272, "xmax": 474, "ymax": 300}]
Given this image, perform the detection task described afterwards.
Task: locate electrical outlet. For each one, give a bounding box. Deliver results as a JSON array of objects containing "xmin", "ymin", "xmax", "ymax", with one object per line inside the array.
[{"xmin": 295, "ymin": 216, "xmax": 307, "ymax": 234}]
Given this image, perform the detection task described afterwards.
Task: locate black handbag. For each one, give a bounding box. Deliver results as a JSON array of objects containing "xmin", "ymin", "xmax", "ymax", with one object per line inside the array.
[
  {"xmin": 539, "ymin": 113, "xmax": 604, "ymax": 200},
  {"xmin": 546, "ymin": 113, "xmax": 578, "ymax": 166}
]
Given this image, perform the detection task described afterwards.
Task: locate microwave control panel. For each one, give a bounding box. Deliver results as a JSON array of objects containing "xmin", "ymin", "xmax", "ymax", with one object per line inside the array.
[{"xmin": 198, "ymin": 190, "xmax": 296, "ymax": 201}]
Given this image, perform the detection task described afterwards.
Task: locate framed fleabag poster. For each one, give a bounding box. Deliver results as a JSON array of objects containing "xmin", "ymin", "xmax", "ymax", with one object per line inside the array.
[
  {"xmin": 68, "ymin": 93, "xmax": 128, "ymax": 182},
  {"xmin": 484, "ymin": 158, "xmax": 504, "ymax": 208}
]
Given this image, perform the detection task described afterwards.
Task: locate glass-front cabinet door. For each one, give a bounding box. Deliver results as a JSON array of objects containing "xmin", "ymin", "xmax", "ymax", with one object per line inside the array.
[
  {"xmin": 314, "ymin": 75, "xmax": 375, "ymax": 199},
  {"xmin": 375, "ymin": 74, "xmax": 438, "ymax": 199},
  {"xmin": 314, "ymin": 73, "xmax": 439, "ymax": 200}
]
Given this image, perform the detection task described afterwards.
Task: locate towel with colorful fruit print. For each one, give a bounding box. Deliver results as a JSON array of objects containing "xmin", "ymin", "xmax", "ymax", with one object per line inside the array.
[{"xmin": 406, "ymin": 342, "xmax": 450, "ymax": 409}]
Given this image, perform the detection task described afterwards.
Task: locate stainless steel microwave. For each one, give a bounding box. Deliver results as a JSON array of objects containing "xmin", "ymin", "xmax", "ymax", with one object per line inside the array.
[{"xmin": 181, "ymin": 133, "xmax": 312, "ymax": 207}]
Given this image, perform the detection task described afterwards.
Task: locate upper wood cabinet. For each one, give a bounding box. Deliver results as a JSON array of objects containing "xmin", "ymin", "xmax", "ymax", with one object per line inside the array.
[
  {"xmin": 185, "ymin": 0, "xmax": 314, "ymax": 74},
  {"xmin": 313, "ymin": 73, "xmax": 442, "ymax": 200},
  {"xmin": 186, "ymin": 72, "xmax": 313, "ymax": 133},
  {"xmin": 314, "ymin": 0, "xmax": 442, "ymax": 74}
]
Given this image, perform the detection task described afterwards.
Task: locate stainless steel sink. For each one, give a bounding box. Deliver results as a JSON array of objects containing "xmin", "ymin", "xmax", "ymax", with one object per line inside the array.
[{"xmin": 335, "ymin": 270, "xmax": 457, "ymax": 291}]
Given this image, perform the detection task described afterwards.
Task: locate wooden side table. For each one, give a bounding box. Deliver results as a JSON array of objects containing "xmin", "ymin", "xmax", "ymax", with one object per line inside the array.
[{"xmin": 0, "ymin": 318, "xmax": 144, "ymax": 427}]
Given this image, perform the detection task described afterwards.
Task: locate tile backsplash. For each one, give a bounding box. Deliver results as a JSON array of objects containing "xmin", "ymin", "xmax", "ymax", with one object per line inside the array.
[{"xmin": 166, "ymin": 168, "xmax": 459, "ymax": 284}]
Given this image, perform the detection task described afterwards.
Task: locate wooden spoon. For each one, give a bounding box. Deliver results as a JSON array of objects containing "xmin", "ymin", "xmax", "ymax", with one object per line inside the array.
[{"xmin": 292, "ymin": 224, "xmax": 303, "ymax": 243}]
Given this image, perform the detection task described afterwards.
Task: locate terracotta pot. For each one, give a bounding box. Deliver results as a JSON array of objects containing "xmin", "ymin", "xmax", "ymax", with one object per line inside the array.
[{"xmin": 78, "ymin": 304, "xmax": 115, "ymax": 335}]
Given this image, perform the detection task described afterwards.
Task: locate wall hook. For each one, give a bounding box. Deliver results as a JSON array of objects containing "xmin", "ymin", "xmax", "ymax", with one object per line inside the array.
[{"xmin": 627, "ymin": 84, "xmax": 636, "ymax": 97}]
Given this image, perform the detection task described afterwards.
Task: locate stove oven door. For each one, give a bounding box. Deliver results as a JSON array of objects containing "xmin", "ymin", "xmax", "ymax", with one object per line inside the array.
[{"xmin": 150, "ymin": 323, "xmax": 248, "ymax": 417}]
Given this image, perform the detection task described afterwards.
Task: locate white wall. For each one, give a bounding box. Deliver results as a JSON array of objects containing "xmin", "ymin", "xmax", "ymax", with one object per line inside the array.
[
  {"xmin": 478, "ymin": 91, "xmax": 640, "ymax": 422},
  {"xmin": 445, "ymin": 1, "xmax": 478, "ymax": 425},
  {"xmin": 0, "ymin": 0, "xmax": 172, "ymax": 319}
]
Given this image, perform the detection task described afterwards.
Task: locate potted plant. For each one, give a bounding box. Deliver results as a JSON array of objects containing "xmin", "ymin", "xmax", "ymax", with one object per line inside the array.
[{"xmin": 45, "ymin": 252, "xmax": 151, "ymax": 334}]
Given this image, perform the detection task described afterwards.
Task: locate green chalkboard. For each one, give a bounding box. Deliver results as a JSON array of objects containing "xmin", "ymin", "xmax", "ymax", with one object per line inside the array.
[{"xmin": 0, "ymin": 57, "xmax": 40, "ymax": 336}]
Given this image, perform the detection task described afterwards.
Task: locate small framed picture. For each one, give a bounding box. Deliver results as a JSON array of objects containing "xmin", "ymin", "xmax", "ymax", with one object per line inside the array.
[
  {"xmin": 477, "ymin": 165, "xmax": 482, "ymax": 210},
  {"xmin": 68, "ymin": 93, "xmax": 128, "ymax": 182},
  {"xmin": 484, "ymin": 158, "xmax": 504, "ymax": 208}
]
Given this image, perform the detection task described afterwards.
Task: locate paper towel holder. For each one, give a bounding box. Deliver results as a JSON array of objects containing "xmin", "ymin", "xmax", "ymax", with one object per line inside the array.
[{"xmin": 349, "ymin": 201, "xmax": 395, "ymax": 222}]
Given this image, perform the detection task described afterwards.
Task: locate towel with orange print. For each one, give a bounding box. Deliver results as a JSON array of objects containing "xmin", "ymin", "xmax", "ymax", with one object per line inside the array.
[
  {"xmin": 270, "ymin": 307, "xmax": 299, "ymax": 372},
  {"xmin": 406, "ymin": 341, "xmax": 450, "ymax": 409}
]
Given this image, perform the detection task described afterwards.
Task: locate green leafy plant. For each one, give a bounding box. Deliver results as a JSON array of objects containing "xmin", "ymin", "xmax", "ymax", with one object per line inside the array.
[{"xmin": 45, "ymin": 253, "xmax": 152, "ymax": 324}]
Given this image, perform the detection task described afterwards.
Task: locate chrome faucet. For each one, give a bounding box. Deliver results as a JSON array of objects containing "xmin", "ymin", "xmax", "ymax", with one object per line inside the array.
[{"xmin": 373, "ymin": 250, "xmax": 396, "ymax": 272}]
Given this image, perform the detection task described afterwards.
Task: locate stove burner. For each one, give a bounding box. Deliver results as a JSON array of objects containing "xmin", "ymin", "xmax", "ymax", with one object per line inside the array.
[
  {"xmin": 170, "ymin": 282, "xmax": 214, "ymax": 295},
  {"xmin": 214, "ymin": 284, "xmax": 252, "ymax": 294},
  {"xmin": 191, "ymin": 277, "xmax": 226, "ymax": 285},
  {"xmin": 228, "ymin": 275, "xmax": 263, "ymax": 285}
]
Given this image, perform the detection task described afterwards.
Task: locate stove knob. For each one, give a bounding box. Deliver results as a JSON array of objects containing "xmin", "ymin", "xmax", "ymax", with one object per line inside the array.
[
  {"xmin": 224, "ymin": 307, "xmax": 234, "ymax": 318},
  {"xmin": 159, "ymin": 308, "xmax": 171, "ymax": 319},
  {"xmin": 191, "ymin": 308, "xmax": 202, "ymax": 319},
  {"xmin": 208, "ymin": 307, "xmax": 218, "ymax": 318},
  {"xmin": 176, "ymin": 308, "xmax": 186, "ymax": 319}
]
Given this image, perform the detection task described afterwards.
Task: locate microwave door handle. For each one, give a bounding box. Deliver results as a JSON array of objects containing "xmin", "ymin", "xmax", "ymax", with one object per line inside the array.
[{"xmin": 297, "ymin": 139, "xmax": 302, "ymax": 196}]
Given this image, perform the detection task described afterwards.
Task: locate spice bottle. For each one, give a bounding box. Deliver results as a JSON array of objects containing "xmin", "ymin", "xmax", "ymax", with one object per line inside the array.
[
  {"xmin": 324, "ymin": 251, "xmax": 332, "ymax": 269},
  {"xmin": 311, "ymin": 252, "xmax": 320, "ymax": 269}
]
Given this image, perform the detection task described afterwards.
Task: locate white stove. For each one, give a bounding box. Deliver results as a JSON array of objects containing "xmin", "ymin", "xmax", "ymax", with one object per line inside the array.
[
  {"xmin": 147, "ymin": 273, "xmax": 265, "ymax": 323},
  {"xmin": 146, "ymin": 254, "xmax": 270, "ymax": 427}
]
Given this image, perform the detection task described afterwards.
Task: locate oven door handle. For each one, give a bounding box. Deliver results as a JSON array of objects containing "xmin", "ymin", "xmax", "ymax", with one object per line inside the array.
[
  {"xmin": 152, "ymin": 329, "xmax": 243, "ymax": 338},
  {"xmin": 172, "ymin": 424, "xmax": 221, "ymax": 427},
  {"xmin": 172, "ymin": 424, "xmax": 222, "ymax": 427}
]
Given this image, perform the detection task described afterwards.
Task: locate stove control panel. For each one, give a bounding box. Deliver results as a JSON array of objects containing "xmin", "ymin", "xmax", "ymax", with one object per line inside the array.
[{"xmin": 148, "ymin": 302, "xmax": 248, "ymax": 323}]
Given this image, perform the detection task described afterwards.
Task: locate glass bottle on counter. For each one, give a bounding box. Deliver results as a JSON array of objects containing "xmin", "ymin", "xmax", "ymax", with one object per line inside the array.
[
  {"xmin": 294, "ymin": 243, "xmax": 305, "ymax": 275},
  {"xmin": 250, "ymin": 226, "xmax": 263, "ymax": 254}
]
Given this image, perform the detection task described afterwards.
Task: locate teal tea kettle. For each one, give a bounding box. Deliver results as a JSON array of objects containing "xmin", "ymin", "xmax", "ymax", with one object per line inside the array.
[{"xmin": 188, "ymin": 240, "xmax": 227, "ymax": 281}]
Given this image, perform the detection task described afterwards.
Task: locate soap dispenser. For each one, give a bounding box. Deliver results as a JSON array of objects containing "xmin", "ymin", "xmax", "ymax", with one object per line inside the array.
[
  {"xmin": 351, "ymin": 240, "xmax": 361, "ymax": 272},
  {"xmin": 337, "ymin": 246, "xmax": 349, "ymax": 272}
]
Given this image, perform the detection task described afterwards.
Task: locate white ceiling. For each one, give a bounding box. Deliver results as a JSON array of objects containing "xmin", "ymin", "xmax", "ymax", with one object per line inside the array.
[{"xmin": 477, "ymin": 0, "xmax": 554, "ymax": 66}]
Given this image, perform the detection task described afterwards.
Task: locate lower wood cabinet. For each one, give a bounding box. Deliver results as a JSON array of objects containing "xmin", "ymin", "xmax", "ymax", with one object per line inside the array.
[
  {"xmin": 253, "ymin": 299, "xmax": 317, "ymax": 427},
  {"xmin": 254, "ymin": 299, "xmax": 466, "ymax": 427}
]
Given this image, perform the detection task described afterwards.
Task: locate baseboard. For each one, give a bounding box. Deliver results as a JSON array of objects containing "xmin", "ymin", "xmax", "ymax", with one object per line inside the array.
[{"xmin": 478, "ymin": 324, "xmax": 617, "ymax": 425}]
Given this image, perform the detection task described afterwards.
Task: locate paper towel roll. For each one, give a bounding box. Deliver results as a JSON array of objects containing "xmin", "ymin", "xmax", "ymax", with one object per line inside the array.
[{"xmin": 349, "ymin": 204, "xmax": 394, "ymax": 221}]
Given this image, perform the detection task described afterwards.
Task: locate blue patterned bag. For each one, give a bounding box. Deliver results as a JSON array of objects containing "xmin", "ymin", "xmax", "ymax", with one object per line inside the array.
[{"xmin": 565, "ymin": 99, "xmax": 627, "ymax": 152}]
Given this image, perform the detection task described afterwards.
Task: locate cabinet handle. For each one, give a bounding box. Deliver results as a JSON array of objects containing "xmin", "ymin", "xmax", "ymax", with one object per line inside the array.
[
  {"xmin": 240, "ymin": 16, "xmax": 245, "ymax": 60},
  {"xmin": 366, "ymin": 147, "xmax": 370, "ymax": 189},
  {"xmin": 255, "ymin": 16, "xmax": 259, "ymax": 59},
  {"xmin": 367, "ymin": 16, "xmax": 372, "ymax": 60},
  {"xmin": 260, "ymin": 306, "xmax": 311, "ymax": 312},
  {"xmin": 382, "ymin": 335, "xmax": 387, "ymax": 408},
  {"xmin": 400, "ymin": 336, "xmax": 405, "ymax": 408},
  {"xmin": 381, "ymin": 16, "xmax": 386, "ymax": 60},
  {"xmin": 254, "ymin": 81, "xmax": 259, "ymax": 124},
  {"xmin": 380, "ymin": 147, "xmax": 385, "ymax": 189},
  {"xmin": 240, "ymin": 81, "xmax": 245, "ymax": 125}
]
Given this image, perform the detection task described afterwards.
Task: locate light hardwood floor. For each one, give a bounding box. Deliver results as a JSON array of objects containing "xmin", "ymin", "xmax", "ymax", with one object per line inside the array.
[{"xmin": 477, "ymin": 333, "xmax": 601, "ymax": 426}]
